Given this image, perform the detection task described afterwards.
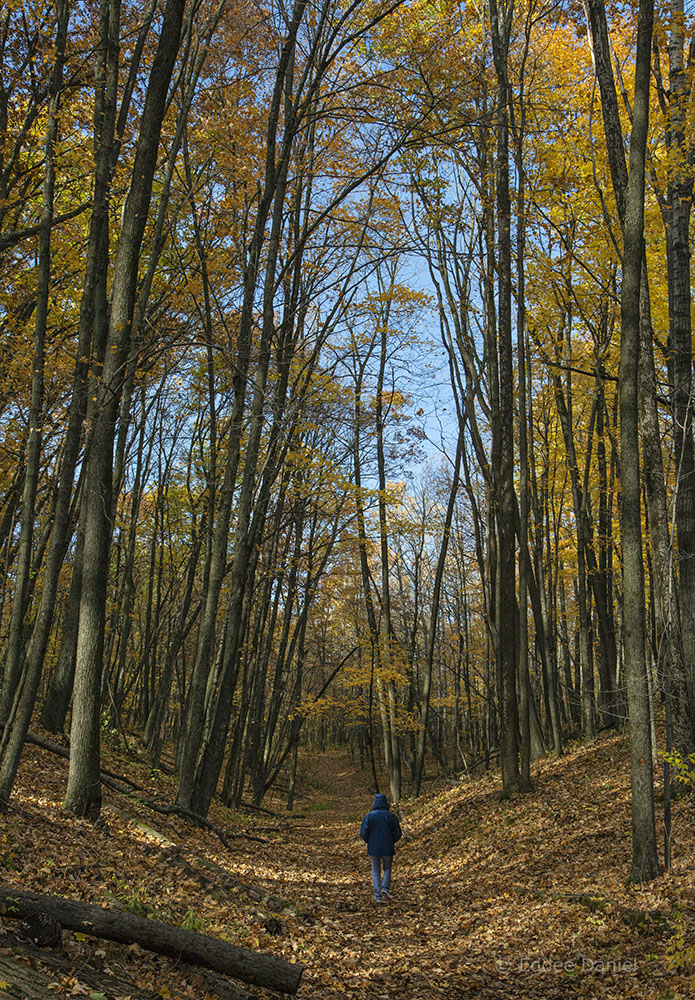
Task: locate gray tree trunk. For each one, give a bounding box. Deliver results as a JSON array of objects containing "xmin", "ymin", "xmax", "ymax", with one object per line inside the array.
[
  {"xmin": 489, "ymin": 0, "xmax": 519, "ymax": 796},
  {"xmin": 614, "ymin": 0, "xmax": 660, "ymax": 882},
  {"xmin": 65, "ymin": 0, "xmax": 187, "ymax": 817},
  {"xmin": 0, "ymin": 0, "xmax": 69, "ymax": 804}
]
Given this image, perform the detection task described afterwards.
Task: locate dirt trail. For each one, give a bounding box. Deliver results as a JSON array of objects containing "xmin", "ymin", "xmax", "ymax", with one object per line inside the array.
[
  {"xmin": 250, "ymin": 740, "xmax": 691, "ymax": 1000},
  {"xmin": 9, "ymin": 735, "xmax": 694, "ymax": 1000},
  {"xmin": 260, "ymin": 752, "xmax": 472, "ymax": 999},
  {"xmin": 264, "ymin": 751, "xmax": 389, "ymax": 912}
]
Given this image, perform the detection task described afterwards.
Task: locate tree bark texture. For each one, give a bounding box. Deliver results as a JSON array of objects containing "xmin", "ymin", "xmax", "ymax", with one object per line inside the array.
[
  {"xmin": 661, "ymin": 0, "xmax": 695, "ymax": 721},
  {"xmin": 0, "ymin": 0, "xmax": 70, "ymax": 804},
  {"xmin": 0, "ymin": 886, "xmax": 302, "ymax": 994},
  {"xmin": 65, "ymin": 0, "xmax": 187, "ymax": 817},
  {"xmin": 586, "ymin": 0, "xmax": 693, "ymax": 761},
  {"xmin": 489, "ymin": 0, "xmax": 519, "ymax": 795},
  {"xmin": 616, "ymin": 0, "xmax": 660, "ymax": 882}
]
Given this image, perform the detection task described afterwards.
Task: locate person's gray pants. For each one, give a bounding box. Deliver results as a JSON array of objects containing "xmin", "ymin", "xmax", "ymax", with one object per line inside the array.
[{"xmin": 369, "ymin": 855, "xmax": 393, "ymax": 899}]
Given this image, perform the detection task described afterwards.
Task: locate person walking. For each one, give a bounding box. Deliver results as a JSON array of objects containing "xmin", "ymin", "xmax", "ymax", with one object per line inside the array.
[{"xmin": 360, "ymin": 793, "xmax": 402, "ymax": 903}]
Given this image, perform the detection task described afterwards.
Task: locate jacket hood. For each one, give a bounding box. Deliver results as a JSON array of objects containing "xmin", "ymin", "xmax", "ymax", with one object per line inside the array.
[{"xmin": 372, "ymin": 793, "xmax": 389, "ymax": 811}]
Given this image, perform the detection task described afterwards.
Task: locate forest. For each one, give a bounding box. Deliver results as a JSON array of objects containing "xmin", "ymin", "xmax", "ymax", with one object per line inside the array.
[{"xmin": 0, "ymin": 0, "xmax": 693, "ymax": 920}]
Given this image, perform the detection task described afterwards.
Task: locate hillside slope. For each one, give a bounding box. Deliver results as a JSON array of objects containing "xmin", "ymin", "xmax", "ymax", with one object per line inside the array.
[{"xmin": 1, "ymin": 731, "xmax": 694, "ymax": 999}]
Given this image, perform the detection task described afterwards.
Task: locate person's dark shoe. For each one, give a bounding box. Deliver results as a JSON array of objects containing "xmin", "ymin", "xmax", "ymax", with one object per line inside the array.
[{"xmin": 382, "ymin": 889, "xmax": 392, "ymax": 901}]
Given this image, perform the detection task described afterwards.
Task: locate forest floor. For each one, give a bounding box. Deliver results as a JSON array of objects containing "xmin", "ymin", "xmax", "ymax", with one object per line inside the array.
[{"xmin": 1, "ymin": 729, "xmax": 695, "ymax": 999}]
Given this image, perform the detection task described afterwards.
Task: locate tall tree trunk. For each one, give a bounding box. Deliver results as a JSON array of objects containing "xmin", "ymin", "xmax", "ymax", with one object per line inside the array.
[
  {"xmin": 514, "ymin": 146, "xmax": 534, "ymax": 788},
  {"xmin": 553, "ymin": 363, "xmax": 595, "ymax": 739},
  {"xmin": 490, "ymin": 0, "xmax": 519, "ymax": 795},
  {"xmin": 352, "ymin": 370, "xmax": 393, "ymax": 792},
  {"xmin": 0, "ymin": 0, "xmax": 69, "ymax": 803},
  {"xmin": 660, "ymin": 0, "xmax": 695, "ymax": 729},
  {"xmin": 413, "ymin": 436, "xmax": 462, "ymax": 796},
  {"xmin": 614, "ymin": 0, "xmax": 660, "ymax": 881},
  {"xmin": 586, "ymin": 0, "xmax": 693, "ymax": 770},
  {"xmin": 16, "ymin": 0, "xmax": 126, "ymax": 742},
  {"xmin": 175, "ymin": 2, "xmax": 306, "ymax": 811},
  {"xmin": 588, "ymin": 0, "xmax": 684, "ymax": 872},
  {"xmin": 374, "ymin": 281, "xmax": 402, "ymax": 805},
  {"xmin": 187, "ymin": 122, "xmax": 297, "ymax": 818},
  {"xmin": 64, "ymin": 0, "xmax": 187, "ymax": 817}
]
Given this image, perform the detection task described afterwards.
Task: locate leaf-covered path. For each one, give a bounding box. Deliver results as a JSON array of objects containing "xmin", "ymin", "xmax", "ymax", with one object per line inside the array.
[
  {"xmin": 238, "ymin": 739, "xmax": 694, "ymax": 1000},
  {"xmin": 3, "ymin": 732, "xmax": 695, "ymax": 999}
]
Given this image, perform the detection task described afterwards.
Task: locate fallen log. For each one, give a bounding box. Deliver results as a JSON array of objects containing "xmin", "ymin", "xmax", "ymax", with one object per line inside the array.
[
  {"xmin": 155, "ymin": 801, "xmax": 270, "ymax": 846},
  {"xmin": 27, "ymin": 733, "xmax": 269, "ymax": 849},
  {"xmin": 0, "ymin": 937, "xmax": 163, "ymax": 1000},
  {"xmin": 164, "ymin": 851, "xmax": 289, "ymax": 932},
  {"xmin": 0, "ymin": 886, "xmax": 303, "ymax": 994},
  {"xmin": 5, "ymin": 933, "xmax": 254, "ymax": 1000},
  {"xmin": 0, "ymin": 953, "xmax": 79, "ymax": 1000},
  {"xmin": 26, "ymin": 730, "xmax": 143, "ymax": 790},
  {"xmin": 199, "ymin": 971, "xmax": 255, "ymax": 1000}
]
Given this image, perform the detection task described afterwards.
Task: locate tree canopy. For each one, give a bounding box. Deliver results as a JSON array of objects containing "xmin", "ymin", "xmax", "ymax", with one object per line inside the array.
[{"xmin": 0, "ymin": 0, "xmax": 692, "ymax": 885}]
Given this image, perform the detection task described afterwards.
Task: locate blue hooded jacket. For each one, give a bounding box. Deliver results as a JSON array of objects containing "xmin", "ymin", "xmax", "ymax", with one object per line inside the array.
[{"xmin": 360, "ymin": 793, "xmax": 402, "ymax": 857}]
